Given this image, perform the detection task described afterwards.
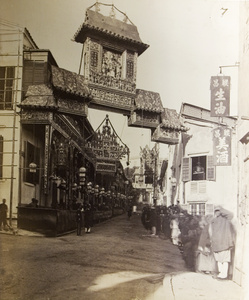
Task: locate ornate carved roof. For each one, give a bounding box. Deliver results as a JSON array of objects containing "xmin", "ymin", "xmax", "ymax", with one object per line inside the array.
[
  {"xmin": 134, "ymin": 89, "xmax": 164, "ymax": 113},
  {"xmin": 73, "ymin": 6, "xmax": 149, "ymax": 55},
  {"xmin": 19, "ymin": 84, "xmax": 57, "ymax": 109},
  {"xmin": 51, "ymin": 65, "xmax": 91, "ymax": 99},
  {"xmin": 20, "ymin": 66, "xmax": 92, "ymax": 114},
  {"xmin": 160, "ymin": 108, "xmax": 187, "ymax": 131}
]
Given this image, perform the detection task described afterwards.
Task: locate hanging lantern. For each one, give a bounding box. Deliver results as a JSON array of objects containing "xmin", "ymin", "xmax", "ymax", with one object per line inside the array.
[
  {"xmin": 79, "ymin": 167, "xmax": 86, "ymax": 186},
  {"xmin": 60, "ymin": 179, "xmax": 67, "ymax": 190},
  {"xmin": 29, "ymin": 162, "xmax": 37, "ymax": 173},
  {"xmin": 87, "ymin": 182, "xmax": 92, "ymax": 193},
  {"xmin": 94, "ymin": 185, "xmax": 99, "ymax": 196},
  {"xmin": 72, "ymin": 183, "xmax": 78, "ymax": 190}
]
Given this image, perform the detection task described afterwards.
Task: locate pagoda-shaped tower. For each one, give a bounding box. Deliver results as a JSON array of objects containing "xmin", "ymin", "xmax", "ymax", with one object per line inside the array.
[{"xmin": 73, "ymin": 3, "xmax": 149, "ymax": 114}]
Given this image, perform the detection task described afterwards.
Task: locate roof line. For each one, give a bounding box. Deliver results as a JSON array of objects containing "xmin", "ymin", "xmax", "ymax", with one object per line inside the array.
[
  {"xmin": 181, "ymin": 102, "xmax": 237, "ymax": 120},
  {"xmin": 0, "ymin": 18, "xmax": 24, "ymax": 30}
]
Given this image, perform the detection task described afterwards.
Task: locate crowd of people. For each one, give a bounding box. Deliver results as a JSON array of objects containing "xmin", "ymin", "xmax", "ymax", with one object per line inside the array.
[{"xmin": 141, "ymin": 203, "xmax": 236, "ymax": 280}]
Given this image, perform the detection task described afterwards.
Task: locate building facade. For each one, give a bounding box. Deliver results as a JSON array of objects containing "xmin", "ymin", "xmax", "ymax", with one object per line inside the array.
[
  {"xmin": 0, "ymin": 21, "xmax": 38, "ymax": 221},
  {"xmin": 172, "ymin": 103, "xmax": 237, "ymax": 215},
  {"xmin": 232, "ymin": 1, "xmax": 249, "ymax": 292}
]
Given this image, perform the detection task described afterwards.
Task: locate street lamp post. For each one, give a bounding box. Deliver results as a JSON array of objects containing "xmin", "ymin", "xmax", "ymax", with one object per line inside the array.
[
  {"xmin": 99, "ymin": 187, "xmax": 105, "ymax": 205},
  {"xmin": 94, "ymin": 185, "xmax": 99, "ymax": 207},
  {"xmin": 79, "ymin": 167, "xmax": 86, "ymax": 203}
]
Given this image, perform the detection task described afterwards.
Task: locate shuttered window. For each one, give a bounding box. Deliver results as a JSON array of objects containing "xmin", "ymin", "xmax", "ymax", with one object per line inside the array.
[
  {"xmin": 182, "ymin": 155, "xmax": 216, "ymax": 182},
  {"xmin": 190, "ymin": 203, "xmax": 206, "ymax": 216},
  {"xmin": 182, "ymin": 157, "xmax": 191, "ymax": 182},
  {"xmin": 22, "ymin": 61, "xmax": 47, "ymax": 97},
  {"xmin": 0, "ymin": 67, "xmax": 15, "ymax": 110},
  {"xmin": 190, "ymin": 182, "xmax": 198, "ymax": 193},
  {"xmin": 207, "ymin": 155, "xmax": 216, "ymax": 181},
  {"xmin": 0, "ymin": 136, "xmax": 3, "ymax": 179}
]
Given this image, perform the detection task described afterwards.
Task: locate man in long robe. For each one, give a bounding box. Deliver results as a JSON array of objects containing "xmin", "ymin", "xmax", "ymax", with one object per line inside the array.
[{"xmin": 210, "ymin": 206, "xmax": 235, "ymax": 280}]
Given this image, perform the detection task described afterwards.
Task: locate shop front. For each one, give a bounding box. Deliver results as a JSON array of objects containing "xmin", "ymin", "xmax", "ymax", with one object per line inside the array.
[{"xmin": 17, "ymin": 66, "xmax": 94, "ymax": 235}]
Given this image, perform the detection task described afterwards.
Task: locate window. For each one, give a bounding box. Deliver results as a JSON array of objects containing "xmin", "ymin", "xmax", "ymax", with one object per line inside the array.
[
  {"xmin": 190, "ymin": 203, "xmax": 205, "ymax": 216},
  {"xmin": 192, "ymin": 156, "xmax": 206, "ymax": 180},
  {"xmin": 126, "ymin": 60, "xmax": 134, "ymax": 79},
  {"xmin": 22, "ymin": 61, "xmax": 46, "ymax": 97},
  {"xmin": 182, "ymin": 155, "xmax": 215, "ymax": 182},
  {"xmin": 0, "ymin": 136, "xmax": 3, "ymax": 179},
  {"xmin": 0, "ymin": 67, "xmax": 15, "ymax": 110}
]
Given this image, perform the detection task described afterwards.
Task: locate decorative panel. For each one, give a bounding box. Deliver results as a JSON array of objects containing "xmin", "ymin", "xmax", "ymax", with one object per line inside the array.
[
  {"xmin": 89, "ymin": 86, "xmax": 134, "ymax": 112},
  {"xmin": 96, "ymin": 162, "xmax": 116, "ymax": 173},
  {"xmin": 85, "ymin": 115, "xmax": 129, "ymax": 163},
  {"xmin": 86, "ymin": 38, "xmax": 137, "ymax": 114},
  {"xmin": 89, "ymin": 76, "xmax": 136, "ymax": 93},
  {"xmin": 128, "ymin": 111, "xmax": 160, "ymax": 129},
  {"xmin": 151, "ymin": 126, "xmax": 180, "ymax": 145},
  {"xmin": 20, "ymin": 111, "xmax": 52, "ymax": 124},
  {"xmin": 57, "ymin": 99, "xmax": 88, "ymax": 116},
  {"xmin": 53, "ymin": 114, "xmax": 84, "ymax": 151}
]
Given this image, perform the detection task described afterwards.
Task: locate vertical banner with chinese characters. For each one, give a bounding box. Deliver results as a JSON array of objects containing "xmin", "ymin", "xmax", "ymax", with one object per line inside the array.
[
  {"xmin": 210, "ymin": 76, "xmax": 230, "ymax": 117},
  {"xmin": 213, "ymin": 126, "xmax": 231, "ymax": 166}
]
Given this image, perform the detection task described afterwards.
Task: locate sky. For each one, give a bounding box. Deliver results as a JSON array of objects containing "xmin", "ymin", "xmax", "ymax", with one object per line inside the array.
[{"xmin": 0, "ymin": 0, "xmax": 240, "ymax": 164}]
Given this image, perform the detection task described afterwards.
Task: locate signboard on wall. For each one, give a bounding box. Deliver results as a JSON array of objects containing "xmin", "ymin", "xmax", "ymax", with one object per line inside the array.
[
  {"xmin": 210, "ymin": 76, "xmax": 230, "ymax": 117},
  {"xmin": 213, "ymin": 126, "xmax": 232, "ymax": 166}
]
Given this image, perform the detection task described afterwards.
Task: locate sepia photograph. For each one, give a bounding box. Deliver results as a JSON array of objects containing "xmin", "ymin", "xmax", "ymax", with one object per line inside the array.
[{"xmin": 0, "ymin": 0, "xmax": 248, "ymax": 299}]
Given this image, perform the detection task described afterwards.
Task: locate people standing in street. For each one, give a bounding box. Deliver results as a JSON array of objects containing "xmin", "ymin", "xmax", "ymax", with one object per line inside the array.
[
  {"xmin": 170, "ymin": 215, "xmax": 180, "ymax": 245},
  {"xmin": 210, "ymin": 206, "xmax": 235, "ymax": 280},
  {"xmin": 127, "ymin": 204, "xmax": 132, "ymax": 220},
  {"xmin": 76, "ymin": 205, "xmax": 83, "ymax": 236},
  {"xmin": 84, "ymin": 200, "xmax": 93, "ymax": 234},
  {"xmin": 196, "ymin": 215, "xmax": 218, "ymax": 275},
  {"xmin": 0, "ymin": 198, "xmax": 8, "ymax": 231},
  {"xmin": 150, "ymin": 206, "xmax": 157, "ymax": 235}
]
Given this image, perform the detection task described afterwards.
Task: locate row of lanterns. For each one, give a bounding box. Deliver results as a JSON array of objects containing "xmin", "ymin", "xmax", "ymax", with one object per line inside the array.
[
  {"xmin": 51, "ymin": 167, "xmax": 128, "ymax": 204},
  {"xmin": 85, "ymin": 182, "xmax": 127, "ymax": 200},
  {"xmin": 78, "ymin": 166, "xmax": 127, "ymax": 200}
]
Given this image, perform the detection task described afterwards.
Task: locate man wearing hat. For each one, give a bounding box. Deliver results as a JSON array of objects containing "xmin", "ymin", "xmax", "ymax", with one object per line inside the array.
[{"xmin": 210, "ymin": 206, "xmax": 235, "ymax": 280}]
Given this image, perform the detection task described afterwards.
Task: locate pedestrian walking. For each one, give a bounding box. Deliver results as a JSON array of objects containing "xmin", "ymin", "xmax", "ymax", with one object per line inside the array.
[
  {"xmin": 84, "ymin": 201, "xmax": 93, "ymax": 234},
  {"xmin": 0, "ymin": 198, "xmax": 8, "ymax": 231},
  {"xmin": 150, "ymin": 206, "xmax": 157, "ymax": 235},
  {"xmin": 210, "ymin": 206, "xmax": 235, "ymax": 280},
  {"xmin": 76, "ymin": 205, "xmax": 83, "ymax": 236}
]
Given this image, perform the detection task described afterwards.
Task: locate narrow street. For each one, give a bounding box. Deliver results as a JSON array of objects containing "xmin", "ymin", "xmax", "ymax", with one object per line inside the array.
[{"xmin": 0, "ymin": 213, "xmax": 242, "ymax": 300}]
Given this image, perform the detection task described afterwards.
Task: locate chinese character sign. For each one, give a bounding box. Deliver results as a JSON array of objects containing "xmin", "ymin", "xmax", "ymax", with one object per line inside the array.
[
  {"xmin": 213, "ymin": 127, "xmax": 231, "ymax": 166},
  {"xmin": 210, "ymin": 76, "xmax": 230, "ymax": 117}
]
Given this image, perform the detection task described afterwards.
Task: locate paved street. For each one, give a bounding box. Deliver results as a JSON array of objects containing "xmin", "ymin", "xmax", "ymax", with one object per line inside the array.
[{"xmin": 0, "ymin": 213, "xmax": 243, "ymax": 300}]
